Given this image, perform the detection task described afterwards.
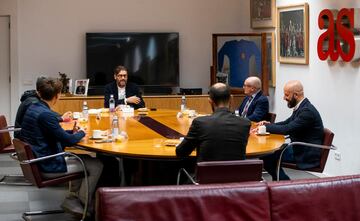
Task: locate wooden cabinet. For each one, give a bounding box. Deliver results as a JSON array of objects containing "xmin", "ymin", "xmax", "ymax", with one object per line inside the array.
[{"xmin": 53, "ymin": 94, "xmax": 245, "ymax": 114}]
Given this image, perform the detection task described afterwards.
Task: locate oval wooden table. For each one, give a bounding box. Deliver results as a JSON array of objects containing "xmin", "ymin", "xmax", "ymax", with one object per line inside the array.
[{"xmin": 65, "ymin": 109, "xmax": 285, "ymax": 159}]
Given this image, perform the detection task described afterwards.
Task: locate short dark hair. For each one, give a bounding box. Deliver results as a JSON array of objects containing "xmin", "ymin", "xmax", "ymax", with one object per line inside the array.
[
  {"xmin": 113, "ymin": 65, "xmax": 128, "ymax": 75},
  {"xmin": 209, "ymin": 83, "xmax": 230, "ymax": 105},
  {"xmin": 36, "ymin": 77, "xmax": 63, "ymax": 101}
]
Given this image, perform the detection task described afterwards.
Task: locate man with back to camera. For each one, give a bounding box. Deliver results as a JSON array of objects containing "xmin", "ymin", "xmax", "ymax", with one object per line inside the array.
[
  {"xmin": 176, "ymin": 83, "xmax": 251, "ymax": 162},
  {"xmin": 256, "ymin": 80, "xmax": 324, "ymax": 180},
  {"xmin": 104, "ymin": 65, "xmax": 145, "ymax": 110},
  {"xmin": 238, "ymin": 76, "xmax": 269, "ymax": 122}
]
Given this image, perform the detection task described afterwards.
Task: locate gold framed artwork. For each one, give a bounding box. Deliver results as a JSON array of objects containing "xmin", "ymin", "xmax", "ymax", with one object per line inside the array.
[
  {"xmin": 211, "ymin": 33, "xmax": 268, "ymax": 94},
  {"xmin": 277, "ymin": 3, "xmax": 309, "ymax": 64},
  {"xmin": 250, "ymin": 0, "xmax": 276, "ymax": 28},
  {"xmin": 266, "ymin": 32, "xmax": 276, "ymax": 87}
]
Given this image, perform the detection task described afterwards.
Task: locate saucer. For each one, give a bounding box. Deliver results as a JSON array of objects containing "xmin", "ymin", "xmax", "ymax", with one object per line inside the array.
[
  {"xmin": 89, "ymin": 137, "xmax": 104, "ymax": 140},
  {"xmin": 256, "ymin": 132, "xmax": 270, "ymax": 136}
]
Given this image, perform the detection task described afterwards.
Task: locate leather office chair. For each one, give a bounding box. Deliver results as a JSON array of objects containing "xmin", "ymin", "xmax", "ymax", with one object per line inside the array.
[
  {"xmin": 265, "ymin": 112, "xmax": 276, "ymax": 123},
  {"xmin": 276, "ymin": 128, "xmax": 336, "ymax": 181},
  {"xmin": 12, "ymin": 138, "xmax": 89, "ymax": 221},
  {"xmin": 177, "ymin": 159, "xmax": 263, "ymax": 185}
]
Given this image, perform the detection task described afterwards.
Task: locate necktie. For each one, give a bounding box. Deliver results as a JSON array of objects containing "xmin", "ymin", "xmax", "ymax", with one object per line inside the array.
[{"xmin": 241, "ymin": 97, "xmax": 253, "ymax": 117}]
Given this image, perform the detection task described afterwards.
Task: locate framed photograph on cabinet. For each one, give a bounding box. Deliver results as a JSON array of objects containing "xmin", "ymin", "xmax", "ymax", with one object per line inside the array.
[
  {"xmin": 277, "ymin": 3, "xmax": 309, "ymax": 64},
  {"xmin": 250, "ymin": 0, "xmax": 276, "ymax": 28},
  {"xmin": 266, "ymin": 32, "xmax": 276, "ymax": 87},
  {"xmin": 211, "ymin": 33, "xmax": 268, "ymax": 94},
  {"xmin": 74, "ymin": 79, "xmax": 89, "ymax": 96}
]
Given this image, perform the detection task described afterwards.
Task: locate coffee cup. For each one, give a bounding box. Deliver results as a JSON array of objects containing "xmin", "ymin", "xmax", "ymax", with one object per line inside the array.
[
  {"xmin": 258, "ymin": 125, "xmax": 267, "ymax": 134},
  {"xmin": 73, "ymin": 112, "xmax": 81, "ymax": 119},
  {"xmin": 92, "ymin": 130, "xmax": 102, "ymax": 139}
]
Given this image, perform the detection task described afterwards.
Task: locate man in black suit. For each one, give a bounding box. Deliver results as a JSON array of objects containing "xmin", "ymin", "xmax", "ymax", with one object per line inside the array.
[
  {"xmin": 257, "ymin": 80, "xmax": 324, "ymax": 180},
  {"xmin": 238, "ymin": 76, "xmax": 269, "ymax": 122},
  {"xmin": 176, "ymin": 83, "xmax": 251, "ymax": 162},
  {"xmin": 104, "ymin": 65, "xmax": 145, "ymax": 109}
]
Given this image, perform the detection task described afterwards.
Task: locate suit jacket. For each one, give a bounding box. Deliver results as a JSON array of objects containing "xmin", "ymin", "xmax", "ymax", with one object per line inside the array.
[
  {"xmin": 176, "ymin": 107, "xmax": 251, "ymax": 162},
  {"xmin": 104, "ymin": 82, "xmax": 145, "ymax": 109},
  {"xmin": 238, "ymin": 91, "xmax": 269, "ymax": 122},
  {"xmin": 266, "ymin": 98, "xmax": 324, "ymax": 169}
]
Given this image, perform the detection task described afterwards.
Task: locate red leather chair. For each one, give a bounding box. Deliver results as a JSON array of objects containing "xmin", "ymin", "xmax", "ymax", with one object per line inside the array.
[
  {"xmin": 178, "ymin": 159, "xmax": 263, "ymax": 185},
  {"xmin": 0, "ymin": 115, "xmax": 17, "ymax": 153},
  {"xmin": 277, "ymin": 128, "xmax": 336, "ymax": 181},
  {"xmin": 12, "ymin": 138, "xmax": 89, "ymax": 221}
]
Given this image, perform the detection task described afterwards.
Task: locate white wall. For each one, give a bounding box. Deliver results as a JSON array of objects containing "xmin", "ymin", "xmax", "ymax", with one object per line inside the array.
[
  {"xmin": 275, "ymin": 0, "xmax": 360, "ymax": 176},
  {"xmin": 15, "ymin": 0, "xmax": 251, "ymax": 93}
]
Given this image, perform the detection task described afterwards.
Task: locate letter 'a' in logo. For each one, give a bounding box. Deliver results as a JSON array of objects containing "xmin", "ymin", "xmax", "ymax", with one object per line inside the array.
[{"xmin": 317, "ymin": 8, "xmax": 355, "ymax": 62}]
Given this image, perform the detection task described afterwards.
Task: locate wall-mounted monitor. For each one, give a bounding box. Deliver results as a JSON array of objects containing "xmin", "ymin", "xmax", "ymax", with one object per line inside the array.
[{"xmin": 86, "ymin": 32, "xmax": 179, "ymax": 95}]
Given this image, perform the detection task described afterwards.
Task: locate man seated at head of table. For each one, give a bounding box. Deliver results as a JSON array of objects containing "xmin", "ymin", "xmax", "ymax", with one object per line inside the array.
[
  {"xmin": 256, "ymin": 80, "xmax": 324, "ymax": 180},
  {"xmin": 19, "ymin": 76, "xmax": 103, "ymax": 217},
  {"xmin": 176, "ymin": 83, "xmax": 251, "ymax": 162},
  {"xmin": 104, "ymin": 65, "xmax": 145, "ymax": 110},
  {"xmin": 237, "ymin": 76, "xmax": 269, "ymax": 122}
]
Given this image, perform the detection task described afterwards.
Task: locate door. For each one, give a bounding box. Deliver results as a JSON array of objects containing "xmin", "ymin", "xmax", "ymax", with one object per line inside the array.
[{"xmin": 0, "ymin": 16, "xmax": 10, "ymax": 121}]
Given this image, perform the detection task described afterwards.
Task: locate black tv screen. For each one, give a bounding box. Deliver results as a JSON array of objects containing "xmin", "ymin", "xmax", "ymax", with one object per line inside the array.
[{"xmin": 86, "ymin": 32, "xmax": 179, "ymax": 93}]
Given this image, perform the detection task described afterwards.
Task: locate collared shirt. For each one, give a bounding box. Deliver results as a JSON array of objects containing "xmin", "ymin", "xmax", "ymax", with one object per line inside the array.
[
  {"xmin": 294, "ymin": 97, "xmax": 305, "ymax": 111},
  {"xmin": 117, "ymin": 86, "xmax": 126, "ymax": 100}
]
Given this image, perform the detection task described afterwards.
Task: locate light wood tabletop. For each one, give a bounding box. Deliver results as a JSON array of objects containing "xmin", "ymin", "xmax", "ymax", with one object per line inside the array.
[{"xmin": 64, "ymin": 109, "xmax": 284, "ymax": 159}]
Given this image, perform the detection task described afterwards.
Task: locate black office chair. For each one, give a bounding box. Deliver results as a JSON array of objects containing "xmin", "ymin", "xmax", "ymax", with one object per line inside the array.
[
  {"xmin": 177, "ymin": 159, "xmax": 264, "ymax": 185},
  {"xmin": 265, "ymin": 112, "xmax": 276, "ymax": 123},
  {"xmin": 276, "ymin": 128, "xmax": 336, "ymax": 181}
]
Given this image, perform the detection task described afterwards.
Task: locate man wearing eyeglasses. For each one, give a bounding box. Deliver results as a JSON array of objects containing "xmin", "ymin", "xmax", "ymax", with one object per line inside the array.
[
  {"xmin": 237, "ymin": 76, "xmax": 269, "ymax": 122},
  {"xmin": 104, "ymin": 65, "xmax": 145, "ymax": 110}
]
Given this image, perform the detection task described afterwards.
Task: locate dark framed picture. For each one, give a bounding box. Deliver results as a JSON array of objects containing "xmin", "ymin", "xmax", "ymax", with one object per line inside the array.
[
  {"xmin": 74, "ymin": 79, "xmax": 89, "ymax": 96},
  {"xmin": 211, "ymin": 33, "xmax": 268, "ymax": 94},
  {"xmin": 277, "ymin": 3, "xmax": 309, "ymax": 64},
  {"xmin": 250, "ymin": 0, "xmax": 276, "ymax": 28}
]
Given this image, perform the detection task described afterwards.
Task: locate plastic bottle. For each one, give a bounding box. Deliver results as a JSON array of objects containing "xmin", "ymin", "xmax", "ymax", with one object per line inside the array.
[
  {"xmin": 181, "ymin": 95, "xmax": 186, "ymax": 112},
  {"xmin": 82, "ymin": 101, "xmax": 88, "ymax": 119},
  {"xmin": 109, "ymin": 94, "xmax": 115, "ymax": 112},
  {"xmin": 112, "ymin": 115, "xmax": 119, "ymax": 139}
]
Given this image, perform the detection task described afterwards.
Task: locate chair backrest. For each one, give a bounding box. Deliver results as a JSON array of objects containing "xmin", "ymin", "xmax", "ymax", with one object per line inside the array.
[
  {"xmin": 317, "ymin": 128, "xmax": 334, "ymax": 172},
  {"xmin": 196, "ymin": 159, "xmax": 263, "ymax": 184},
  {"xmin": 0, "ymin": 115, "xmax": 12, "ymax": 151},
  {"xmin": 12, "ymin": 138, "xmax": 44, "ymax": 187},
  {"xmin": 265, "ymin": 112, "xmax": 276, "ymax": 123}
]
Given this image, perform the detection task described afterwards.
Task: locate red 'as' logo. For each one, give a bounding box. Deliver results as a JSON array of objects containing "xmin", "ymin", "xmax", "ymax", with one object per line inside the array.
[{"xmin": 317, "ymin": 8, "xmax": 355, "ymax": 62}]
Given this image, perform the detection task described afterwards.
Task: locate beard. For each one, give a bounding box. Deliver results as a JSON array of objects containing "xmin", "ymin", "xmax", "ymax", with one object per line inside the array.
[{"xmin": 287, "ymin": 95, "xmax": 297, "ymax": 108}]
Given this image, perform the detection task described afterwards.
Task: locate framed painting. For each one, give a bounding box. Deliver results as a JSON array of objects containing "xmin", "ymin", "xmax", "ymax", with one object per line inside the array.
[
  {"xmin": 250, "ymin": 0, "xmax": 276, "ymax": 28},
  {"xmin": 74, "ymin": 79, "xmax": 89, "ymax": 96},
  {"xmin": 211, "ymin": 33, "xmax": 268, "ymax": 94},
  {"xmin": 277, "ymin": 3, "xmax": 309, "ymax": 64},
  {"xmin": 266, "ymin": 32, "xmax": 276, "ymax": 87}
]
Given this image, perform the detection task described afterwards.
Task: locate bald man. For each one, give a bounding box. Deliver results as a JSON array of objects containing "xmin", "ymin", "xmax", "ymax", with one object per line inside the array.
[
  {"xmin": 258, "ymin": 80, "xmax": 324, "ymax": 180},
  {"xmin": 238, "ymin": 76, "xmax": 269, "ymax": 122},
  {"xmin": 176, "ymin": 83, "xmax": 251, "ymax": 162}
]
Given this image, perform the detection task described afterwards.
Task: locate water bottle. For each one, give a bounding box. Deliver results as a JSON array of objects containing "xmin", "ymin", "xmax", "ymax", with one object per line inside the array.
[
  {"xmin": 82, "ymin": 101, "xmax": 88, "ymax": 119},
  {"xmin": 109, "ymin": 94, "xmax": 115, "ymax": 112},
  {"xmin": 112, "ymin": 115, "xmax": 119, "ymax": 139},
  {"xmin": 181, "ymin": 95, "xmax": 186, "ymax": 112}
]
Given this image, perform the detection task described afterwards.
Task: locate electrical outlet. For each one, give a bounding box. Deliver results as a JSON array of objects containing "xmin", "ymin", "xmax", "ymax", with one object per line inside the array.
[{"xmin": 334, "ymin": 151, "xmax": 341, "ymax": 161}]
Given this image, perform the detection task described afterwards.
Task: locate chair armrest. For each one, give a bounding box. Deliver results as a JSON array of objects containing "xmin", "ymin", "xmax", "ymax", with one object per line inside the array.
[
  {"xmin": 0, "ymin": 127, "xmax": 21, "ymax": 133},
  {"xmin": 276, "ymin": 142, "xmax": 337, "ymax": 181},
  {"xmin": 177, "ymin": 168, "xmax": 198, "ymax": 185}
]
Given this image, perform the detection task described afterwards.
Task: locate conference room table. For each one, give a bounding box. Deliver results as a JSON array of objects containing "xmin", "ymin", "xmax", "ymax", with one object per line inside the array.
[
  {"xmin": 64, "ymin": 109, "xmax": 284, "ymax": 185},
  {"xmin": 65, "ymin": 109, "xmax": 285, "ymax": 159}
]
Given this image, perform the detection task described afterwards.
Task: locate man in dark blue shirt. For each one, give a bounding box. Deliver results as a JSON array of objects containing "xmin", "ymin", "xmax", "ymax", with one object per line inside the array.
[{"xmin": 20, "ymin": 77, "xmax": 103, "ymax": 217}]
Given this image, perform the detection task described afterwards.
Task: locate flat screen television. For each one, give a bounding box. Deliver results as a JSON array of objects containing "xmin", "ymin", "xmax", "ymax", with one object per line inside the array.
[{"xmin": 86, "ymin": 32, "xmax": 179, "ymax": 95}]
